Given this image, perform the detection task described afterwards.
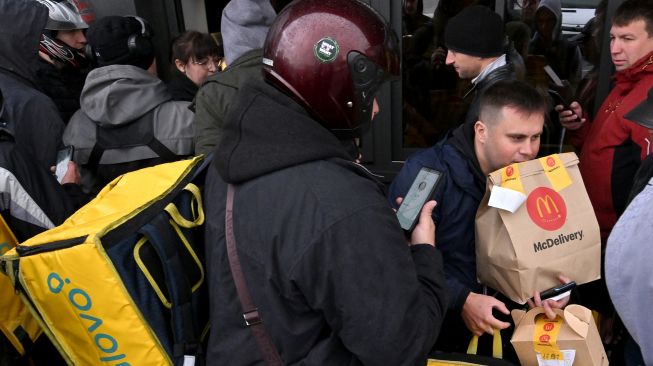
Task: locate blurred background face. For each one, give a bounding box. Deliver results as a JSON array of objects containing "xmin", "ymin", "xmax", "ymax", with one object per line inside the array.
[
  {"xmin": 403, "ymin": 0, "xmax": 419, "ymax": 16},
  {"xmin": 535, "ymin": 7, "xmax": 557, "ymax": 43},
  {"xmin": 56, "ymin": 29, "xmax": 87, "ymax": 50},
  {"xmin": 176, "ymin": 55, "xmax": 221, "ymax": 86}
]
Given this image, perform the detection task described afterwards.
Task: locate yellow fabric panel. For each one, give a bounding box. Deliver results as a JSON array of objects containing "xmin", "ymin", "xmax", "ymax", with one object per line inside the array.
[
  {"xmin": 18, "ymin": 157, "xmax": 200, "ymax": 247},
  {"xmin": 18, "ymin": 234, "xmax": 170, "ymax": 365},
  {"xmin": 0, "ymin": 214, "xmax": 41, "ymax": 355}
]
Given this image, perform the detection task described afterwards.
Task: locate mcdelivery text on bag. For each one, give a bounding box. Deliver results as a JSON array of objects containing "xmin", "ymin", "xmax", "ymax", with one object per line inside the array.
[{"xmin": 533, "ymin": 230, "xmax": 584, "ymax": 253}]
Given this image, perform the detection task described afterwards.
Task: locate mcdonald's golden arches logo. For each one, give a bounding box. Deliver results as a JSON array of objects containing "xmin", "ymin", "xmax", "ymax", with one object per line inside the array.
[{"xmin": 526, "ymin": 187, "xmax": 567, "ymax": 230}]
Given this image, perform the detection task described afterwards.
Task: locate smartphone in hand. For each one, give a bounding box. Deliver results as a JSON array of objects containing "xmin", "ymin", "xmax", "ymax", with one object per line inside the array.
[
  {"xmin": 549, "ymin": 90, "xmax": 580, "ymax": 122},
  {"xmin": 539, "ymin": 281, "xmax": 576, "ymax": 301},
  {"xmin": 55, "ymin": 146, "xmax": 74, "ymax": 183},
  {"xmin": 396, "ymin": 167, "xmax": 443, "ymax": 232}
]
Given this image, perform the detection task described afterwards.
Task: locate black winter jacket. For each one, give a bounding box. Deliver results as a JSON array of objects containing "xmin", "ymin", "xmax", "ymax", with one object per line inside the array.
[
  {"xmin": 0, "ymin": 0, "xmax": 65, "ymax": 169},
  {"xmin": 35, "ymin": 58, "xmax": 87, "ymax": 123},
  {"xmin": 204, "ymin": 79, "xmax": 448, "ymax": 365}
]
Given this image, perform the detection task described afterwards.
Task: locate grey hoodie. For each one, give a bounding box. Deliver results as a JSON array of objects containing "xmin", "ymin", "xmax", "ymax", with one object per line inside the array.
[
  {"xmin": 221, "ymin": 0, "xmax": 276, "ymax": 64},
  {"xmin": 536, "ymin": 0, "xmax": 562, "ymax": 41},
  {"xmin": 64, "ymin": 64, "xmax": 194, "ymax": 166},
  {"xmin": 606, "ymin": 178, "xmax": 653, "ymax": 364}
]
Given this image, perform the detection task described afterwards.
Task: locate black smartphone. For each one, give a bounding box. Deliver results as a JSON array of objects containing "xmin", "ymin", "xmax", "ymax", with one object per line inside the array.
[
  {"xmin": 539, "ymin": 281, "xmax": 576, "ymax": 301},
  {"xmin": 55, "ymin": 146, "xmax": 74, "ymax": 183},
  {"xmin": 396, "ymin": 167, "xmax": 443, "ymax": 232},
  {"xmin": 548, "ymin": 90, "xmax": 580, "ymax": 122}
]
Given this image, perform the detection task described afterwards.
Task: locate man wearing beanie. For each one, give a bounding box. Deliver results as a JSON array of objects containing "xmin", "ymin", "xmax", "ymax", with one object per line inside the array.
[
  {"xmin": 444, "ymin": 5, "xmax": 521, "ymax": 126},
  {"xmin": 63, "ymin": 15, "xmax": 195, "ymax": 195}
]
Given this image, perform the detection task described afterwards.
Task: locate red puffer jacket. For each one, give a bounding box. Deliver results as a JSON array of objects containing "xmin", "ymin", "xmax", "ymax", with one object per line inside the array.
[{"xmin": 569, "ymin": 50, "xmax": 653, "ymax": 243}]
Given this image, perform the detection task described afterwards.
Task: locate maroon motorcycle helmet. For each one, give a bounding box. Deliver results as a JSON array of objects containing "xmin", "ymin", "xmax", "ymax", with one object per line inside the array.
[{"xmin": 262, "ymin": 0, "xmax": 400, "ymax": 138}]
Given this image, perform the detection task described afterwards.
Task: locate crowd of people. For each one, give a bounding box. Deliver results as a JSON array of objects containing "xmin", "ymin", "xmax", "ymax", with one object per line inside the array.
[{"xmin": 0, "ymin": 0, "xmax": 652, "ymax": 365}]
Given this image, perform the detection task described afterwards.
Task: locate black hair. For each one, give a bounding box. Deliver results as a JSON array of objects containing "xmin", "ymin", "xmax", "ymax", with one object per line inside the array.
[
  {"xmin": 613, "ymin": 0, "xmax": 653, "ymax": 37},
  {"xmin": 170, "ymin": 31, "xmax": 223, "ymax": 65},
  {"xmin": 479, "ymin": 80, "xmax": 548, "ymax": 126}
]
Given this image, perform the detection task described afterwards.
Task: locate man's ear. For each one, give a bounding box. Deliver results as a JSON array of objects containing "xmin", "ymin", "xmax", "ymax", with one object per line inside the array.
[
  {"xmin": 475, "ymin": 120, "xmax": 488, "ymax": 144},
  {"xmin": 174, "ymin": 59, "xmax": 185, "ymax": 73}
]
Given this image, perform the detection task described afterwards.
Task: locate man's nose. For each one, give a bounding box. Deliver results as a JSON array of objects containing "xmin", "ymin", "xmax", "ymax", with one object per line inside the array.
[
  {"xmin": 77, "ymin": 30, "xmax": 87, "ymax": 44},
  {"xmin": 610, "ymin": 39, "xmax": 621, "ymax": 55},
  {"xmin": 520, "ymin": 141, "xmax": 536, "ymax": 157},
  {"xmin": 445, "ymin": 51, "xmax": 454, "ymax": 65}
]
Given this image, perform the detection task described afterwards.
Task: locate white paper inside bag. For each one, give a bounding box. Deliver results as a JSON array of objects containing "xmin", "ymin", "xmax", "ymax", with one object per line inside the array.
[{"xmin": 488, "ymin": 185, "xmax": 527, "ymax": 213}]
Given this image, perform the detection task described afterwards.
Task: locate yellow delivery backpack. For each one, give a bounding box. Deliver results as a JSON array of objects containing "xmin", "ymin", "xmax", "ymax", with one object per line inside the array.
[
  {"xmin": 0, "ymin": 213, "xmax": 42, "ymax": 356},
  {"xmin": 0, "ymin": 156, "xmax": 211, "ymax": 366}
]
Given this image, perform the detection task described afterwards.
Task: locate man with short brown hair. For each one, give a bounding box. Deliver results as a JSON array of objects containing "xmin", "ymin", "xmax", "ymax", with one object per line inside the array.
[
  {"xmin": 558, "ymin": 1, "xmax": 653, "ymax": 342},
  {"xmin": 559, "ymin": 0, "xmax": 653, "ymax": 247},
  {"xmin": 389, "ymin": 80, "xmax": 569, "ymax": 357}
]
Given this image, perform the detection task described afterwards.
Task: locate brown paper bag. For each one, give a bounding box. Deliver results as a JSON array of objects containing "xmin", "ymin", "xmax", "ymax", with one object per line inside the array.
[
  {"xmin": 510, "ymin": 305, "xmax": 608, "ymax": 366},
  {"xmin": 475, "ymin": 152, "xmax": 600, "ymax": 304}
]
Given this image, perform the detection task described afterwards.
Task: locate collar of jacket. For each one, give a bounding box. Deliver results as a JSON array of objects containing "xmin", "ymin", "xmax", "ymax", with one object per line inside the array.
[
  {"xmin": 477, "ymin": 62, "xmax": 516, "ymax": 91},
  {"xmin": 464, "ymin": 62, "xmax": 516, "ymax": 100},
  {"xmin": 447, "ymin": 122, "xmax": 486, "ymax": 189},
  {"xmin": 615, "ymin": 49, "xmax": 653, "ymax": 86}
]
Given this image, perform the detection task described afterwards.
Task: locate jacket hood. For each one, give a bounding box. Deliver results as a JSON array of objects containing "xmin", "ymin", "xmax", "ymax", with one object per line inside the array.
[
  {"xmin": 216, "ymin": 79, "xmax": 352, "ymax": 183},
  {"xmin": 221, "ymin": 0, "xmax": 276, "ymax": 64},
  {"xmin": 79, "ymin": 65, "xmax": 172, "ymax": 127},
  {"xmin": 0, "ymin": 0, "xmax": 48, "ymax": 84},
  {"xmin": 448, "ymin": 123, "xmax": 486, "ymax": 189},
  {"xmin": 537, "ymin": 0, "xmax": 562, "ymax": 40}
]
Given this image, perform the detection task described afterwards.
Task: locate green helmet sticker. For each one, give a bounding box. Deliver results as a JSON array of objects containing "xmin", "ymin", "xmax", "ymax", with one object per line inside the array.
[{"xmin": 314, "ymin": 37, "xmax": 339, "ymax": 63}]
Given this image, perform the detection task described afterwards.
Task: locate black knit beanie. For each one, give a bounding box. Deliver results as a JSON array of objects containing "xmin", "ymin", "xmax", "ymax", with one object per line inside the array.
[
  {"xmin": 87, "ymin": 16, "xmax": 155, "ymax": 69},
  {"xmin": 444, "ymin": 5, "xmax": 504, "ymax": 58}
]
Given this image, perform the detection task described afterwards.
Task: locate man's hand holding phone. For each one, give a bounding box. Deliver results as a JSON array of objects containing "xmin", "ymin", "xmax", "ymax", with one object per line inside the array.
[
  {"xmin": 60, "ymin": 161, "xmax": 81, "ymax": 185},
  {"xmin": 555, "ymin": 101, "xmax": 586, "ymax": 131},
  {"xmin": 549, "ymin": 90, "xmax": 586, "ymax": 131},
  {"xmin": 527, "ymin": 275, "xmax": 574, "ymax": 320},
  {"xmin": 52, "ymin": 146, "xmax": 81, "ymax": 185},
  {"xmin": 394, "ymin": 196, "xmax": 437, "ymax": 247},
  {"xmin": 394, "ymin": 167, "xmax": 444, "ymax": 246},
  {"xmin": 410, "ymin": 200, "xmax": 437, "ymax": 246}
]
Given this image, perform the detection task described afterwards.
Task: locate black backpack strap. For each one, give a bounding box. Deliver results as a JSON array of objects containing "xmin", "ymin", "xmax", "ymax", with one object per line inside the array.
[
  {"xmin": 86, "ymin": 110, "xmax": 177, "ymax": 171},
  {"xmin": 225, "ymin": 184, "xmax": 283, "ymax": 366}
]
